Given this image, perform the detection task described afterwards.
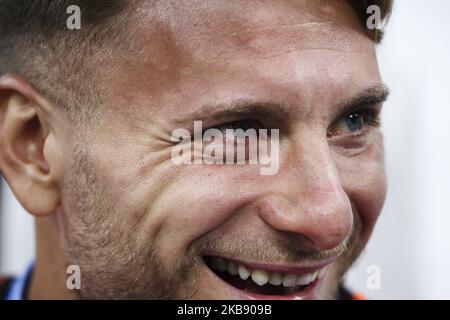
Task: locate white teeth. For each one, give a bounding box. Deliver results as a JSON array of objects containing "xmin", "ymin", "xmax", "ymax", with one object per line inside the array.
[
  {"xmin": 251, "ymin": 270, "xmax": 269, "ymax": 286},
  {"xmin": 227, "ymin": 262, "xmax": 238, "ymax": 275},
  {"xmin": 208, "ymin": 257, "xmax": 326, "ymax": 288},
  {"xmin": 299, "ymin": 270, "xmax": 320, "ymax": 285},
  {"xmin": 313, "ymin": 270, "xmax": 319, "ymax": 281},
  {"xmin": 318, "ymin": 267, "xmax": 327, "ymax": 279},
  {"xmin": 296, "ymin": 273, "xmax": 312, "ymax": 285},
  {"xmin": 312, "ymin": 270, "xmax": 319, "ymax": 281},
  {"xmin": 282, "ymin": 274, "xmax": 298, "ymax": 287},
  {"xmin": 269, "ymin": 272, "xmax": 282, "ymax": 286},
  {"xmin": 238, "ymin": 265, "xmax": 250, "ymax": 280}
]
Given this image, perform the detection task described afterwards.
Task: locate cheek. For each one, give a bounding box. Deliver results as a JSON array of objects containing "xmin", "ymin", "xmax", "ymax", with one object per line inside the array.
[
  {"xmin": 86, "ymin": 149, "xmax": 260, "ymax": 270},
  {"xmin": 141, "ymin": 167, "xmax": 263, "ymax": 264},
  {"xmin": 82, "ymin": 125, "xmax": 258, "ymax": 270},
  {"xmin": 336, "ymin": 141, "xmax": 387, "ymax": 232}
]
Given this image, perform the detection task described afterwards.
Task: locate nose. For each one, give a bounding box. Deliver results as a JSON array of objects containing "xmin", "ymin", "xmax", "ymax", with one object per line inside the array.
[{"xmin": 257, "ymin": 136, "xmax": 353, "ymax": 251}]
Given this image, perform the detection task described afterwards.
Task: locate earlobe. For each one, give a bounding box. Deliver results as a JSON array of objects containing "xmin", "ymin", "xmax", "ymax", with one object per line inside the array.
[{"xmin": 0, "ymin": 75, "xmax": 60, "ymax": 216}]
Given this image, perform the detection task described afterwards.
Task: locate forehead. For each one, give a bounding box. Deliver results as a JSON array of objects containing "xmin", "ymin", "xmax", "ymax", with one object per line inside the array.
[
  {"xmin": 150, "ymin": 0, "xmax": 365, "ymax": 57},
  {"xmin": 111, "ymin": 0, "xmax": 379, "ymax": 118}
]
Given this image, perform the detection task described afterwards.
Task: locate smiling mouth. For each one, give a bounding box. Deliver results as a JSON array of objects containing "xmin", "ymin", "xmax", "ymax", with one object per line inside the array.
[{"xmin": 204, "ymin": 256, "xmax": 327, "ymax": 296}]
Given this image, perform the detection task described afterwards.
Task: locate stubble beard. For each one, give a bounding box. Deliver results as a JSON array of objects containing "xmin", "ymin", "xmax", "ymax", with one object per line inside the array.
[{"xmin": 57, "ymin": 138, "xmax": 365, "ymax": 299}]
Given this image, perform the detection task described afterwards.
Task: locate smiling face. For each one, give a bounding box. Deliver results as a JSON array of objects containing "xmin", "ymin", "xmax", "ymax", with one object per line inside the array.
[{"xmin": 45, "ymin": 0, "xmax": 388, "ymax": 299}]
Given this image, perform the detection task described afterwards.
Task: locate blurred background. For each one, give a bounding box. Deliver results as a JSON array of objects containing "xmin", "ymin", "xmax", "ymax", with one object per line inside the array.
[{"xmin": 1, "ymin": 0, "xmax": 449, "ymax": 299}]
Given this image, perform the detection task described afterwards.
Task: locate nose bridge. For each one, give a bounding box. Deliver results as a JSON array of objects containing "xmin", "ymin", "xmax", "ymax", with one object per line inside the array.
[
  {"xmin": 258, "ymin": 135, "xmax": 353, "ymax": 251},
  {"xmin": 293, "ymin": 136, "xmax": 343, "ymax": 196}
]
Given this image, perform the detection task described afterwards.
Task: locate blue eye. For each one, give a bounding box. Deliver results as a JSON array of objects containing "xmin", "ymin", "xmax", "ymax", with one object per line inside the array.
[
  {"xmin": 344, "ymin": 113, "xmax": 365, "ymax": 132},
  {"xmin": 328, "ymin": 108, "xmax": 380, "ymax": 138}
]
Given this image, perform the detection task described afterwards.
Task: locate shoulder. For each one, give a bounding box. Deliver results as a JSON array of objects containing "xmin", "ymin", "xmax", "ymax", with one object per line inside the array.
[{"xmin": 0, "ymin": 276, "xmax": 14, "ymax": 300}]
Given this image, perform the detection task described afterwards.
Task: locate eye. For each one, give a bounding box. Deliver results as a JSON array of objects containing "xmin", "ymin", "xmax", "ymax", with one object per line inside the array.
[
  {"xmin": 213, "ymin": 120, "xmax": 261, "ymax": 138},
  {"xmin": 344, "ymin": 112, "xmax": 365, "ymax": 132},
  {"xmin": 202, "ymin": 119, "xmax": 265, "ymax": 164},
  {"xmin": 329, "ymin": 107, "xmax": 380, "ymax": 137}
]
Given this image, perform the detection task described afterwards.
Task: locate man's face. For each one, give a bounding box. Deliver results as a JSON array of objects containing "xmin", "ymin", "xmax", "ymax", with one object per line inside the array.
[{"xmin": 55, "ymin": 0, "xmax": 387, "ymax": 299}]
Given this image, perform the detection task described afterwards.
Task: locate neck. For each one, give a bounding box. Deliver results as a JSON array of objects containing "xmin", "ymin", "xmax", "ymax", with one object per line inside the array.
[{"xmin": 28, "ymin": 215, "xmax": 79, "ymax": 300}]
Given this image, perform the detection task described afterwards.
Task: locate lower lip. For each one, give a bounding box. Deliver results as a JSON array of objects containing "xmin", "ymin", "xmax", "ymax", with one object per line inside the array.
[{"xmin": 208, "ymin": 264, "xmax": 321, "ymax": 300}]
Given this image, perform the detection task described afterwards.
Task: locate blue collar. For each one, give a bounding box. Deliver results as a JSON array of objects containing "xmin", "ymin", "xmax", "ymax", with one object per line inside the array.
[{"xmin": 6, "ymin": 263, "xmax": 34, "ymax": 300}]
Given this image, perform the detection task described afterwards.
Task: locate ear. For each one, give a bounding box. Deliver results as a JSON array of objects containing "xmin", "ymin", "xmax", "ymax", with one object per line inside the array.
[{"xmin": 0, "ymin": 74, "xmax": 60, "ymax": 216}]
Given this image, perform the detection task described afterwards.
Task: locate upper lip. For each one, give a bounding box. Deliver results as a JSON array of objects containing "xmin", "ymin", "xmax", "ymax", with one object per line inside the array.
[{"xmin": 206, "ymin": 255, "xmax": 338, "ymax": 275}]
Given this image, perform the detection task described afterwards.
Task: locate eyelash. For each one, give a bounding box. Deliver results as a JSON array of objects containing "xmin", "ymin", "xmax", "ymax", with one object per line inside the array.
[
  {"xmin": 205, "ymin": 119, "xmax": 262, "ymax": 136},
  {"xmin": 327, "ymin": 106, "xmax": 381, "ymax": 138},
  {"xmin": 206, "ymin": 106, "xmax": 381, "ymax": 139},
  {"xmin": 209, "ymin": 119, "xmax": 262, "ymax": 135},
  {"xmin": 355, "ymin": 107, "xmax": 381, "ymax": 125}
]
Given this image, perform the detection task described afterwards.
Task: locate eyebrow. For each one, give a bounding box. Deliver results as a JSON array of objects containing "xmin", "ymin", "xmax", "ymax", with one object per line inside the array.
[
  {"xmin": 336, "ymin": 84, "xmax": 390, "ymax": 117},
  {"xmin": 175, "ymin": 84, "xmax": 390, "ymax": 127},
  {"xmin": 180, "ymin": 100, "xmax": 291, "ymax": 125}
]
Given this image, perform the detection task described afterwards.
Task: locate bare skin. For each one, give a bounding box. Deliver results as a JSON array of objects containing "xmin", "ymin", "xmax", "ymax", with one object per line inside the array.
[{"xmin": 0, "ymin": 0, "xmax": 388, "ymax": 299}]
